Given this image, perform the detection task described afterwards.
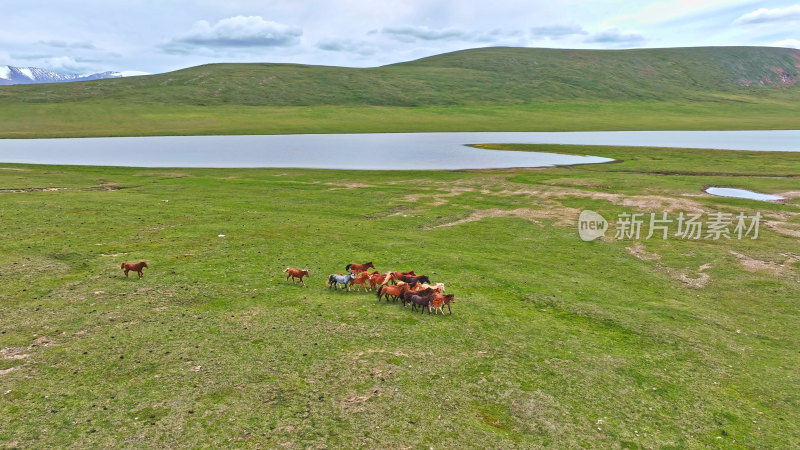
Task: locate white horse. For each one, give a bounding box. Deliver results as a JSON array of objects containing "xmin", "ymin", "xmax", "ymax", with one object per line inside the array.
[{"xmin": 328, "ymin": 272, "xmax": 356, "ymax": 291}]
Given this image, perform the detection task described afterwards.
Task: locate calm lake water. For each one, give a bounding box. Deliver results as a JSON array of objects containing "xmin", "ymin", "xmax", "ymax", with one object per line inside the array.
[
  {"xmin": 705, "ymin": 187, "xmax": 785, "ymax": 202},
  {"xmin": 1, "ymin": 130, "xmax": 799, "ymax": 169}
]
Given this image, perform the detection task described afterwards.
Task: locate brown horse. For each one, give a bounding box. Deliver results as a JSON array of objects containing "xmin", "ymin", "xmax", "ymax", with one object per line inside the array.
[
  {"xmin": 121, "ymin": 261, "xmax": 148, "ymax": 278},
  {"xmin": 346, "ymin": 262, "xmax": 375, "ymax": 274},
  {"xmin": 431, "ymin": 293, "xmax": 455, "ymax": 314},
  {"xmin": 376, "ymin": 283, "xmax": 409, "ymax": 302},
  {"xmin": 380, "ymin": 271, "xmax": 417, "ymax": 286},
  {"xmin": 367, "ymin": 271, "xmax": 385, "ymax": 290},
  {"xmin": 283, "ymin": 267, "xmax": 310, "ymax": 286},
  {"xmin": 349, "ymin": 271, "xmax": 372, "ymax": 291}
]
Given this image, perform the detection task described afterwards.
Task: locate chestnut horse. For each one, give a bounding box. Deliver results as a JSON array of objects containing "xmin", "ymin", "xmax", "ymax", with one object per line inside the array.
[
  {"xmin": 431, "ymin": 293, "xmax": 455, "ymax": 314},
  {"xmin": 346, "ymin": 262, "xmax": 375, "ymax": 274},
  {"xmin": 349, "ymin": 271, "xmax": 372, "ymax": 291},
  {"xmin": 367, "ymin": 271, "xmax": 385, "ymax": 290},
  {"xmin": 121, "ymin": 261, "xmax": 148, "ymax": 278},
  {"xmin": 283, "ymin": 267, "xmax": 310, "ymax": 286},
  {"xmin": 380, "ymin": 271, "xmax": 417, "ymax": 285},
  {"xmin": 376, "ymin": 283, "xmax": 409, "ymax": 302}
]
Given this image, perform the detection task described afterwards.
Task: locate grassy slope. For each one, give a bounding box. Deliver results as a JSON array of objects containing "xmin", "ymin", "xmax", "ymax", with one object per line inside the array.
[
  {"xmin": 1, "ymin": 146, "xmax": 798, "ymax": 447},
  {"xmin": 2, "ymin": 46, "xmax": 800, "ymax": 137}
]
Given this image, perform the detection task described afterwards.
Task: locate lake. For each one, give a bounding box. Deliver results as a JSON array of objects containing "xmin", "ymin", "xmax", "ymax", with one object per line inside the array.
[{"xmin": 1, "ymin": 130, "xmax": 799, "ymax": 170}]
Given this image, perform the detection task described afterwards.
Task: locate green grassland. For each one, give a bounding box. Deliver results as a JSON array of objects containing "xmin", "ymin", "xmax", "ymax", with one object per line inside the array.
[
  {"xmin": 2, "ymin": 46, "xmax": 800, "ymax": 137},
  {"xmin": 1, "ymin": 145, "xmax": 798, "ymax": 447}
]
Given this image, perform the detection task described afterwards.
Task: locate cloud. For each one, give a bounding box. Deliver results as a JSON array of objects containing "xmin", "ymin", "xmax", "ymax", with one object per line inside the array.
[
  {"xmin": 381, "ymin": 25, "xmax": 521, "ymax": 43},
  {"xmin": 734, "ymin": 5, "xmax": 800, "ymax": 25},
  {"xmin": 37, "ymin": 40, "xmax": 97, "ymax": 50},
  {"xmin": 772, "ymin": 38, "xmax": 800, "ymax": 49},
  {"xmin": 162, "ymin": 16, "xmax": 301, "ymax": 54},
  {"xmin": 529, "ymin": 25, "xmax": 587, "ymax": 40},
  {"xmin": 316, "ymin": 39, "xmax": 376, "ymax": 56},
  {"xmin": 584, "ymin": 28, "xmax": 645, "ymax": 46}
]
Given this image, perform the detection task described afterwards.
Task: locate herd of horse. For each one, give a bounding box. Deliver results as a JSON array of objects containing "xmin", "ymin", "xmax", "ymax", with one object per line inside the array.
[
  {"xmin": 284, "ymin": 261, "xmax": 456, "ymax": 315},
  {"xmin": 120, "ymin": 260, "xmax": 454, "ymax": 315}
]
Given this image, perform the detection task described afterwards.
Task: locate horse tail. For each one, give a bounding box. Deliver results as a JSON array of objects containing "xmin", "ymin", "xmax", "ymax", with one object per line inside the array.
[{"xmin": 345, "ymin": 264, "xmax": 352, "ymax": 272}]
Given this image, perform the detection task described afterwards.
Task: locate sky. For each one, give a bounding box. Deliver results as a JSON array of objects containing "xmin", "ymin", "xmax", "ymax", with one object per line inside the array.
[{"xmin": 1, "ymin": 0, "xmax": 800, "ymax": 75}]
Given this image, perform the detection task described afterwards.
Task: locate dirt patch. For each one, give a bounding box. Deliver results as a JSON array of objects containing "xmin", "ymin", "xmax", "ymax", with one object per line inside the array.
[
  {"xmin": 403, "ymin": 187, "xmax": 474, "ymax": 206},
  {"xmin": 433, "ymin": 206, "xmax": 581, "ymax": 228},
  {"xmin": 496, "ymin": 185, "xmax": 707, "ymax": 214},
  {"xmin": 1, "ymin": 348, "xmax": 30, "ymax": 360},
  {"xmin": 341, "ymin": 389, "xmax": 381, "ymax": 412},
  {"xmin": 132, "ymin": 172, "xmax": 190, "ymax": 178},
  {"xmin": 765, "ymin": 221, "xmax": 800, "ymax": 239},
  {"xmin": 324, "ymin": 182, "xmax": 374, "ymax": 190},
  {"xmin": 0, "ymin": 187, "xmax": 66, "ymax": 193},
  {"xmin": 626, "ymin": 242, "xmax": 661, "ymax": 261},
  {"xmin": 730, "ymin": 251, "xmax": 800, "ymax": 274},
  {"xmin": 0, "ymin": 367, "xmax": 19, "ymax": 375},
  {"xmin": 625, "ymin": 242, "xmax": 711, "ymax": 288},
  {"xmin": 663, "ymin": 267, "xmax": 711, "ymax": 288}
]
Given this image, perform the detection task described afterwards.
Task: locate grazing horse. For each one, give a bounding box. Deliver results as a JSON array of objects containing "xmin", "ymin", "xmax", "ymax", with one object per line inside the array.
[
  {"xmin": 349, "ymin": 271, "xmax": 372, "ymax": 291},
  {"xmin": 283, "ymin": 267, "xmax": 310, "ymax": 286},
  {"xmin": 328, "ymin": 272, "xmax": 356, "ymax": 291},
  {"xmin": 376, "ymin": 283, "xmax": 409, "ymax": 302},
  {"xmin": 345, "ymin": 262, "xmax": 375, "ymax": 274},
  {"xmin": 121, "ymin": 261, "xmax": 148, "ymax": 278}
]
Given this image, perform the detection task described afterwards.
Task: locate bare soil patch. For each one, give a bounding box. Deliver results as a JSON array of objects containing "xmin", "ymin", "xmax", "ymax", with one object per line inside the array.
[{"xmin": 434, "ymin": 206, "xmax": 581, "ymax": 228}]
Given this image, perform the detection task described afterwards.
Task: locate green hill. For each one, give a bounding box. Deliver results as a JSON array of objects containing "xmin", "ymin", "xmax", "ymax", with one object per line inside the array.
[{"xmin": 2, "ymin": 46, "xmax": 800, "ymax": 137}]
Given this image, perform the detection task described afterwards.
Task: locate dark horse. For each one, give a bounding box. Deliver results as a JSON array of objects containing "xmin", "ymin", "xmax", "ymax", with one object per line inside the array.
[
  {"xmin": 345, "ymin": 262, "xmax": 375, "ymax": 274},
  {"xmin": 121, "ymin": 261, "xmax": 148, "ymax": 278}
]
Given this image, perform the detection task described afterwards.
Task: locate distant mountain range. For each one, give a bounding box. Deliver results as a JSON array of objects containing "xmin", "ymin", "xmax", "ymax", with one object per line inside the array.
[{"xmin": 0, "ymin": 65, "xmax": 148, "ymax": 85}]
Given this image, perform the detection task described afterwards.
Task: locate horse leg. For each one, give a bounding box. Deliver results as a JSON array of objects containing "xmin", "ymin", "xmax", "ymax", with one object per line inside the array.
[
  {"xmin": 447, "ymin": 304, "xmax": 452, "ymax": 315},
  {"xmin": 138, "ymin": 270, "xmax": 143, "ymax": 278},
  {"xmin": 124, "ymin": 269, "xmax": 129, "ymax": 277}
]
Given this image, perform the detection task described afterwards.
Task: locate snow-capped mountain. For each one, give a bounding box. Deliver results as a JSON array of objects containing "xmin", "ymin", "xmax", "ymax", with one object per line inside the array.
[{"xmin": 0, "ymin": 65, "xmax": 149, "ymax": 85}]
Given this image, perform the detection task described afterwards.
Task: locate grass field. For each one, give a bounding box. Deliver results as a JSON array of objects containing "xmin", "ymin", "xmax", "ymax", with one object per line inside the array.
[
  {"xmin": 1, "ymin": 145, "xmax": 798, "ymax": 447},
  {"xmin": 2, "ymin": 46, "xmax": 800, "ymax": 138}
]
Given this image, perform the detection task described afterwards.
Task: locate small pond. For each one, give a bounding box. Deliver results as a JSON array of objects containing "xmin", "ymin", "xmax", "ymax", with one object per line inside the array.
[{"xmin": 705, "ymin": 187, "xmax": 784, "ymax": 202}]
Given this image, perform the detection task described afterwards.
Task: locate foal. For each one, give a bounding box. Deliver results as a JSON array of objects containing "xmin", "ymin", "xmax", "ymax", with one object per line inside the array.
[{"xmin": 121, "ymin": 261, "xmax": 148, "ymax": 278}]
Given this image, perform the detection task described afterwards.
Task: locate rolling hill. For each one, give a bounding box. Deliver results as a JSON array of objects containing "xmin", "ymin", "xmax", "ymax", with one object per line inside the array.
[{"xmin": 1, "ymin": 46, "xmax": 800, "ymax": 137}]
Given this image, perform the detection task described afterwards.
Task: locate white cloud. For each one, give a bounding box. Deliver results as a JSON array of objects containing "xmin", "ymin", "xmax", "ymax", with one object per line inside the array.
[
  {"xmin": 381, "ymin": 25, "xmax": 521, "ymax": 43},
  {"xmin": 162, "ymin": 16, "xmax": 302, "ymax": 54},
  {"xmin": 316, "ymin": 39, "xmax": 377, "ymax": 56},
  {"xmin": 772, "ymin": 38, "xmax": 800, "ymax": 48},
  {"xmin": 584, "ymin": 28, "xmax": 645, "ymax": 46},
  {"xmin": 734, "ymin": 5, "xmax": 800, "ymax": 25},
  {"xmin": 530, "ymin": 25, "xmax": 587, "ymax": 40}
]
